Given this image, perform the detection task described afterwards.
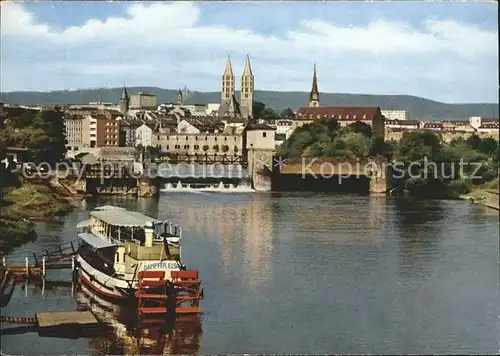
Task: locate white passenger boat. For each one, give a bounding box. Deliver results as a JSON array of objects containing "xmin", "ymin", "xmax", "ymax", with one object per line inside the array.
[{"xmin": 76, "ymin": 205, "xmax": 186, "ymax": 300}]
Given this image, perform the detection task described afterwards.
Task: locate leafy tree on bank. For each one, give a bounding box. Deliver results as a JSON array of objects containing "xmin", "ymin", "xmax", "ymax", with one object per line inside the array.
[
  {"xmin": 0, "ymin": 108, "xmax": 66, "ymax": 165},
  {"xmin": 277, "ymin": 118, "xmax": 498, "ymax": 197},
  {"xmin": 252, "ymin": 101, "xmax": 280, "ymax": 120},
  {"xmin": 280, "ymin": 108, "xmax": 295, "ymax": 119},
  {"xmin": 252, "ymin": 101, "xmax": 266, "ymax": 119}
]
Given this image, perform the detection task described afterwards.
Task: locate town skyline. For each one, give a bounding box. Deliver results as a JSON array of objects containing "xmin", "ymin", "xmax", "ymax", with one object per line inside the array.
[{"xmin": 1, "ymin": 1, "xmax": 497, "ymax": 103}]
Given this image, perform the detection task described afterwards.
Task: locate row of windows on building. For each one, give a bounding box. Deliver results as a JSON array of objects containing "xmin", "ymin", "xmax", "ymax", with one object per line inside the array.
[
  {"xmin": 158, "ymin": 135, "xmax": 240, "ymax": 141},
  {"xmin": 162, "ymin": 144, "xmax": 239, "ymax": 151},
  {"xmin": 304, "ymin": 114, "xmax": 369, "ymax": 120}
]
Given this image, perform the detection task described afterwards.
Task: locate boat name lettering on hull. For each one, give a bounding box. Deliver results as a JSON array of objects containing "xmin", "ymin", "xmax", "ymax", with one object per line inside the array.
[{"xmin": 143, "ymin": 261, "xmax": 178, "ymax": 271}]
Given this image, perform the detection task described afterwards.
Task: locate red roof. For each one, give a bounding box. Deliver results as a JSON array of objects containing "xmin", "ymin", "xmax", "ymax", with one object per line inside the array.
[{"xmin": 296, "ymin": 106, "xmax": 380, "ymax": 120}]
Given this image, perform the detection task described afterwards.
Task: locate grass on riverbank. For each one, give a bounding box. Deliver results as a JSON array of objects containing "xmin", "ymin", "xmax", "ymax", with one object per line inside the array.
[
  {"xmin": 0, "ymin": 216, "xmax": 37, "ymax": 254},
  {"xmin": 464, "ymin": 178, "xmax": 499, "ymax": 201},
  {"xmin": 0, "ymin": 181, "xmax": 77, "ymax": 253},
  {"xmin": 1, "ymin": 182, "xmax": 75, "ymax": 220}
]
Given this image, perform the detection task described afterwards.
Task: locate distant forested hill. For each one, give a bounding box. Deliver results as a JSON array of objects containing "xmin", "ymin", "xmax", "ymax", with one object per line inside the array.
[{"xmin": 1, "ymin": 87, "xmax": 497, "ymax": 120}]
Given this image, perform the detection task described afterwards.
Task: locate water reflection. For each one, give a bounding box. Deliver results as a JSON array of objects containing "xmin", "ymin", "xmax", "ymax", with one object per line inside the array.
[
  {"xmin": 2, "ymin": 193, "xmax": 497, "ymax": 354},
  {"xmin": 76, "ymin": 283, "xmax": 203, "ymax": 355},
  {"xmin": 271, "ymin": 193, "xmax": 385, "ymax": 243},
  {"xmin": 392, "ymin": 198, "xmax": 446, "ymax": 278},
  {"xmin": 243, "ymin": 200, "xmax": 273, "ymax": 288}
]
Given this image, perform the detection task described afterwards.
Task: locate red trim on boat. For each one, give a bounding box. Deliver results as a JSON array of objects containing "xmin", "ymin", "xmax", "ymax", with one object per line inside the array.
[{"xmin": 80, "ymin": 273, "xmax": 128, "ymax": 300}]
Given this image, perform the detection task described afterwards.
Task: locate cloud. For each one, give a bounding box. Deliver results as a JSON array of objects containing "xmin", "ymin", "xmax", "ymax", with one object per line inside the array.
[{"xmin": 0, "ymin": 1, "xmax": 497, "ymax": 103}]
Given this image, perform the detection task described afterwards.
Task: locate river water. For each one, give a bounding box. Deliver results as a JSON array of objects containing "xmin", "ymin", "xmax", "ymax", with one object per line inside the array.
[{"xmin": 1, "ymin": 192, "xmax": 498, "ymax": 354}]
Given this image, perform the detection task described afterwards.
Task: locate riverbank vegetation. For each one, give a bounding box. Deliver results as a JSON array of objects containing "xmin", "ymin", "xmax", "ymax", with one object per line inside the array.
[
  {"xmin": 277, "ymin": 118, "xmax": 499, "ymax": 198},
  {"xmin": 0, "ymin": 172, "xmax": 76, "ymax": 253},
  {"xmin": 0, "ymin": 107, "xmax": 70, "ymax": 252}
]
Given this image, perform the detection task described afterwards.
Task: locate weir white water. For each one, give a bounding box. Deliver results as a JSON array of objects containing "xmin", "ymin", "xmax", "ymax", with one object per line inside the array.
[{"xmin": 161, "ymin": 180, "xmax": 254, "ymax": 193}]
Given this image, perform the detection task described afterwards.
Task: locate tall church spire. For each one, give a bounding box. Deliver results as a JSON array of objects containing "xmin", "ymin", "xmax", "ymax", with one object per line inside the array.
[
  {"xmin": 223, "ymin": 54, "xmax": 233, "ymax": 76},
  {"xmin": 240, "ymin": 54, "xmax": 254, "ymax": 118},
  {"xmin": 242, "ymin": 54, "xmax": 253, "ymax": 76},
  {"xmin": 309, "ymin": 64, "xmax": 320, "ymax": 107},
  {"xmin": 177, "ymin": 88, "xmax": 183, "ymax": 105},
  {"xmin": 221, "ymin": 55, "xmax": 235, "ymax": 104},
  {"xmin": 119, "ymin": 85, "xmax": 129, "ymax": 115}
]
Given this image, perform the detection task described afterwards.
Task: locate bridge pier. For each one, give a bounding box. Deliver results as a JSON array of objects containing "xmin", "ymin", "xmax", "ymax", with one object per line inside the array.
[
  {"xmin": 368, "ymin": 157, "xmax": 389, "ymax": 195},
  {"xmin": 247, "ymin": 148, "xmax": 274, "ymax": 191},
  {"xmin": 273, "ymin": 156, "xmax": 390, "ymax": 194},
  {"xmin": 137, "ymin": 177, "xmax": 158, "ymax": 198}
]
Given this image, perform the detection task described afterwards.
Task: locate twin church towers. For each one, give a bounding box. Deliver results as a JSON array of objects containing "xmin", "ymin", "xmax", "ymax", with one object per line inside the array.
[{"xmin": 219, "ymin": 54, "xmax": 254, "ymax": 119}]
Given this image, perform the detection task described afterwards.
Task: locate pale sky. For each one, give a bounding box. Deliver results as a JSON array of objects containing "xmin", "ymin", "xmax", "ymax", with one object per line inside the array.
[{"xmin": 0, "ymin": 1, "xmax": 498, "ymax": 103}]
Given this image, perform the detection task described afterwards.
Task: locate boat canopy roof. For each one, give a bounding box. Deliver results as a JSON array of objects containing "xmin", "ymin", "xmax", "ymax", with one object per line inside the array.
[
  {"xmin": 90, "ymin": 209, "xmax": 161, "ymax": 227},
  {"xmin": 94, "ymin": 205, "xmax": 127, "ymax": 211},
  {"xmin": 78, "ymin": 233, "xmax": 120, "ymax": 249},
  {"xmin": 76, "ymin": 219, "xmax": 91, "ymax": 229}
]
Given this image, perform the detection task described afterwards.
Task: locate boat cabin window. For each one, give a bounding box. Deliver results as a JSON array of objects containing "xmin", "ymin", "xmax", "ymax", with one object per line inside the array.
[{"xmin": 79, "ymin": 241, "xmax": 115, "ymax": 275}]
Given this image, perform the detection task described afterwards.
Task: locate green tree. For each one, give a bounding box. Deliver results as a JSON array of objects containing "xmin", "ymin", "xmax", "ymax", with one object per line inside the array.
[
  {"xmin": 395, "ymin": 131, "xmax": 442, "ymax": 162},
  {"xmin": 370, "ymin": 137, "xmax": 395, "ymax": 159},
  {"xmin": 478, "ymin": 137, "xmax": 498, "ymax": 155},
  {"xmin": 252, "ymin": 101, "xmax": 266, "ymax": 119},
  {"xmin": 261, "ymin": 108, "xmax": 280, "ymax": 120},
  {"xmin": 280, "ymin": 108, "xmax": 295, "ymax": 119},
  {"xmin": 342, "ymin": 132, "xmax": 371, "ymax": 158},
  {"xmin": 347, "ymin": 121, "xmax": 372, "ymax": 139},
  {"xmin": 466, "ymin": 134, "xmax": 482, "ymax": 150}
]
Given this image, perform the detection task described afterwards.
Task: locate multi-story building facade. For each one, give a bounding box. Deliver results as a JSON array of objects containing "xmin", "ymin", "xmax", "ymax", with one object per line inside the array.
[
  {"xmin": 119, "ymin": 118, "xmax": 144, "ymax": 147},
  {"xmin": 130, "ymin": 92, "xmax": 157, "ymax": 109},
  {"xmin": 64, "ymin": 114, "xmax": 90, "ymax": 151},
  {"xmin": 96, "ymin": 115, "xmax": 120, "ymax": 147},
  {"xmin": 155, "ymin": 133, "xmax": 244, "ymax": 157},
  {"xmin": 295, "ymin": 107, "xmax": 385, "ymax": 140},
  {"xmin": 136, "ymin": 124, "xmax": 154, "ymax": 147},
  {"xmin": 275, "ymin": 119, "xmax": 294, "ymax": 139},
  {"xmin": 385, "ymin": 119, "xmax": 419, "ymax": 130},
  {"xmin": 246, "ymin": 124, "xmax": 276, "ymax": 151},
  {"xmin": 470, "ymin": 116, "xmax": 499, "ymax": 130},
  {"xmin": 421, "ymin": 122, "xmax": 443, "ymax": 131},
  {"xmin": 381, "ymin": 109, "xmax": 410, "ymax": 121}
]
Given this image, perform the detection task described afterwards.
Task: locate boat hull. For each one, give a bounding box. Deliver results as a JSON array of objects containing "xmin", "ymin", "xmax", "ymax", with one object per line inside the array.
[{"xmin": 77, "ymin": 254, "xmax": 132, "ymax": 301}]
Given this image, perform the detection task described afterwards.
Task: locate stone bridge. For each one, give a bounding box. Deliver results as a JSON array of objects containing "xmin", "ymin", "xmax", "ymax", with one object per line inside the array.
[{"xmin": 246, "ymin": 150, "xmax": 390, "ymax": 193}]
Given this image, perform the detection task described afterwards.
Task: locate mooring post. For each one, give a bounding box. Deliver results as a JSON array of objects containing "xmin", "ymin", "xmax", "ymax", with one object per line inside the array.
[
  {"xmin": 25, "ymin": 257, "xmax": 29, "ymax": 276},
  {"xmin": 72, "ymin": 255, "xmax": 75, "ymax": 272},
  {"xmin": 42, "ymin": 257, "xmax": 46, "ymax": 278}
]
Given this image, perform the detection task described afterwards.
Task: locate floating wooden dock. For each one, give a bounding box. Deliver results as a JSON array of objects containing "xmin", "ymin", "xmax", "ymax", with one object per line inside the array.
[
  {"xmin": 36, "ymin": 311, "xmax": 99, "ymax": 329},
  {"xmin": 1, "ymin": 311, "xmax": 98, "ymax": 328},
  {"xmin": 1, "ymin": 311, "xmax": 104, "ymax": 338}
]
